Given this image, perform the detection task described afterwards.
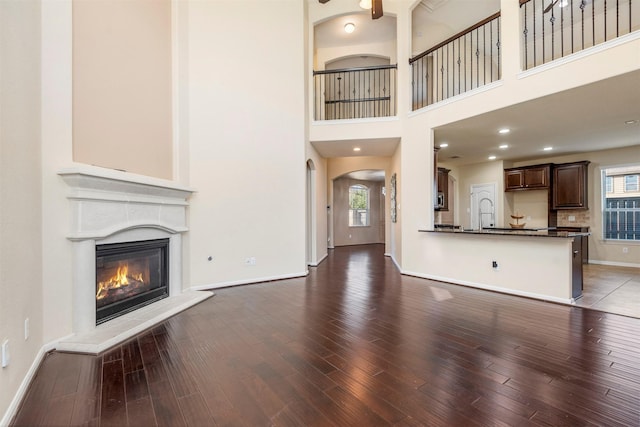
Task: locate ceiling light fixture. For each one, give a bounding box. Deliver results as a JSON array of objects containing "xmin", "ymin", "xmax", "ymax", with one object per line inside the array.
[
  {"xmin": 359, "ymin": 0, "xmax": 372, "ymax": 10},
  {"xmin": 625, "ymin": 119, "xmax": 639, "ymax": 125},
  {"xmin": 344, "ymin": 22, "xmax": 355, "ymax": 33},
  {"xmin": 543, "ymin": 146, "xmax": 553, "ymax": 151},
  {"xmin": 439, "ymin": 143, "xmax": 449, "ymax": 148},
  {"xmin": 353, "ymin": 147, "xmax": 361, "ymax": 152},
  {"xmin": 499, "ymin": 144, "xmax": 509, "ymax": 149},
  {"xmin": 498, "ymin": 128, "xmax": 510, "ymax": 134},
  {"xmin": 488, "ymin": 155, "xmax": 497, "ymax": 160}
]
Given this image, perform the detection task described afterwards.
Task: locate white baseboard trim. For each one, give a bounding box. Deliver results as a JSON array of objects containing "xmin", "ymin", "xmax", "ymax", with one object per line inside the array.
[
  {"xmin": 388, "ymin": 254, "xmax": 401, "ymax": 271},
  {"xmin": 588, "ymin": 259, "xmax": 640, "ymax": 269},
  {"xmin": 308, "ymin": 253, "xmax": 328, "ymax": 267},
  {"xmin": 190, "ymin": 271, "xmax": 309, "ymax": 291},
  {"xmin": 0, "ymin": 332, "xmax": 70, "ymax": 427},
  {"xmin": 401, "ymin": 270, "xmax": 574, "ymax": 305}
]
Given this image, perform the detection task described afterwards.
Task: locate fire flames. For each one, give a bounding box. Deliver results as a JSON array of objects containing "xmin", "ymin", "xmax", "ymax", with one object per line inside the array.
[{"xmin": 96, "ymin": 263, "xmax": 145, "ymax": 300}]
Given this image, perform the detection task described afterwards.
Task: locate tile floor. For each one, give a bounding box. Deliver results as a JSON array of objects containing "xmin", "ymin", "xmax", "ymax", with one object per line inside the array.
[{"xmin": 575, "ymin": 263, "xmax": 640, "ymax": 318}]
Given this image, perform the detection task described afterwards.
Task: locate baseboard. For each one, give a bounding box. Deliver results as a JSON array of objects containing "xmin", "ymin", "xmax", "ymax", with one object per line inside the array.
[
  {"xmin": 400, "ymin": 270, "xmax": 574, "ymax": 305},
  {"xmin": 0, "ymin": 333, "xmax": 67, "ymax": 427},
  {"xmin": 308, "ymin": 252, "xmax": 328, "ymax": 267},
  {"xmin": 388, "ymin": 254, "xmax": 401, "ymax": 271},
  {"xmin": 190, "ymin": 271, "xmax": 308, "ymax": 291},
  {"xmin": 588, "ymin": 259, "xmax": 640, "ymax": 269}
]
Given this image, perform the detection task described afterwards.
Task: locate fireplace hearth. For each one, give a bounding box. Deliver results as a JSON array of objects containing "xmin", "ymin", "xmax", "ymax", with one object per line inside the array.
[{"xmin": 96, "ymin": 239, "xmax": 169, "ymax": 324}]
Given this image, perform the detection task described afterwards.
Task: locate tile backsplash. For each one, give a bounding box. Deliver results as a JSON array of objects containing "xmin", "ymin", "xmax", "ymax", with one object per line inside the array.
[{"xmin": 557, "ymin": 209, "xmax": 591, "ymax": 227}]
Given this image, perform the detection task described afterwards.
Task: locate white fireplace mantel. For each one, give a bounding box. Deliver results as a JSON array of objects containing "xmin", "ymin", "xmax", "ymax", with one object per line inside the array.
[
  {"xmin": 58, "ymin": 165, "xmax": 195, "ymax": 240},
  {"xmin": 57, "ymin": 165, "xmax": 211, "ymax": 353}
]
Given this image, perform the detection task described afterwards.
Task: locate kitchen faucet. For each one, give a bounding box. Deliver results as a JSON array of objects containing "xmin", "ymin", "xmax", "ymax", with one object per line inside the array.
[{"xmin": 478, "ymin": 197, "xmax": 494, "ymax": 231}]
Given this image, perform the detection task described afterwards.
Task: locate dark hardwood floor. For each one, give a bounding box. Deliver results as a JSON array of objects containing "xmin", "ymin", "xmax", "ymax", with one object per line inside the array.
[{"xmin": 11, "ymin": 244, "xmax": 640, "ymax": 426}]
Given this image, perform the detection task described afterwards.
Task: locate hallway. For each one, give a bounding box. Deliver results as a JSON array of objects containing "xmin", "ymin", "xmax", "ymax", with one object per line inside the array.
[{"xmin": 11, "ymin": 245, "xmax": 640, "ymax": 426}]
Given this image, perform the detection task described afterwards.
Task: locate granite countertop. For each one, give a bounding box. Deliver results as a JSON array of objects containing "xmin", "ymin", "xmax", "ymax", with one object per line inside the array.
[{"xmin": 421, "ymin": 227, "xmax": 591, "ymax": 238}]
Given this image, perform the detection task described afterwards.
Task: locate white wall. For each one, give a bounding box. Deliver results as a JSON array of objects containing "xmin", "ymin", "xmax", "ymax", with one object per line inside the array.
[
  {"xmin": 0, "ymin": 0, "xmax": 44, "ymax": 419},
  {"xmin": 186, "ymin": 0, "xmax": 307, "ymax": 288},
  {"xmin": 407, "ymin": 232, "xmax": 574, "ymax": 302}
]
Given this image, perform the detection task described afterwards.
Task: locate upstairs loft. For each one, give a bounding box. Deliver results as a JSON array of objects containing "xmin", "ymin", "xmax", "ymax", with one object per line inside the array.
[{"xmin": 310, "ymin": 0, "xmax": 639, "ymax": 147}]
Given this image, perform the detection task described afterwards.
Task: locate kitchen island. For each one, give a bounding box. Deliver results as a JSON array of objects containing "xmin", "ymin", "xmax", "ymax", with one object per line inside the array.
[{"xmin": 413, "ymin": 227, "xmax": 590, "ymax": 303}]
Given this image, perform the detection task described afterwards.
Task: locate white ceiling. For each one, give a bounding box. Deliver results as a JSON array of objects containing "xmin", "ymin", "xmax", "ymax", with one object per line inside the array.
[
  {"xmin": 435, "ymin": 70, "xmax": 640, "ymax": 166},
  {"xmin": 314, "ymin": 12, "xmax": 396, "ymax": 49},
  {"xmin": 340, "ymin": 169, "xmax": 386, "ymax": 181},
  {"xmin": 311, "ymin": 137, "xmax": 400, "ymax": 158},
  {"xmin": 411, "ymin": 0, "xmax": 500, "ymax": 56}
]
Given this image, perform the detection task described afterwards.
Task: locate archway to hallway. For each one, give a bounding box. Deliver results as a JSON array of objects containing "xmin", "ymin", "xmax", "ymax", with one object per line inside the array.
[
  {"xmin": 331, "ymin": 169, "xmax": 386, "ymax": 249},
  {"xmin": 306, "ymin": 159, "xmax": 316, "ymax": 266}
]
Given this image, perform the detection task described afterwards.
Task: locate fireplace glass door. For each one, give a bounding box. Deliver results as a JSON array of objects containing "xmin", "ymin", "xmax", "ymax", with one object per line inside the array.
[{"xmin": 96, "ymin": 238, "xmax": 169, "ymax": 324}]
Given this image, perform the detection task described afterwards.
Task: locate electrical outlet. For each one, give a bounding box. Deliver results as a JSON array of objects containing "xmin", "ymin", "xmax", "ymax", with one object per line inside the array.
[
  {"xmin": 245, "ymin": 257, "xmax": 256, "ymax": 266},
  {"xmin": 492, "ymin": 260, "xmax": 499, "ymax": 270},
  {"xmin": 24, "ymin": 318, "xmax": 29, "ymax": 340},
  {"xmin": 568, "ymin": 215, "xmax": 576, "ymax": 222},
  {"xmin": 1, "ymin": 340, "xmax": 9, "ymax": 368},
  {"xmin": 622, "ymin": 247, "xmax": 629, "ymax": 253}
]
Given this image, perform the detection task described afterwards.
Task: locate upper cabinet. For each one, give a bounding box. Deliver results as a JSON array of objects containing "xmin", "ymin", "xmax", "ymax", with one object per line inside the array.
[
  {"xmin": 552, "ymin": 161, "xmax": 590, "ymax": 210},
  {"xmin": 504, "ymin": 164, "xmax": 551, "ymax": 191}
]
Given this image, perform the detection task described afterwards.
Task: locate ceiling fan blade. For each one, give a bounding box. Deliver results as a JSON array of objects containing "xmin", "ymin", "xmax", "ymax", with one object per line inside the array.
[
  {"xmin": 543, "ymin": 0, "xmax": 559, "ymax": 13},
  {"xmin": 371, "ymin": 0, "xmax": 383, "ymax": 19}
]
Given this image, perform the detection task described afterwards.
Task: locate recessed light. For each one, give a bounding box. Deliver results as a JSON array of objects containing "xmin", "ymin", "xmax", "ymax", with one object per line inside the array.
[
  {"xmin": 439, "ymin": 143, "xmax": 449, "ymax": 148},
  {"xmin": 488, "ymin": 155, "xmax": 497, "ymax": 160},
  {"xmin": 498, "ymin": 128, "xmax": 510, "ymax": 134},
  {"xmin": 344, "ymin": 23, "xmax": 355, "ymax": 34},
  {"xmin": 353, "ymin": 147, "xmax": 361, "ymax": 152},
  {"xmin": 543, "ymin": 146, "xmax": 553, "ymax": 151},
  {"xmin": 499, "ymin": 144, "xmax": 509, "ymax": 149}
]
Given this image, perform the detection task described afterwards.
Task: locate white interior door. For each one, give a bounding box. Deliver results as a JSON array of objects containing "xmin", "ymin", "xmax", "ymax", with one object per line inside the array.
[{"xmin": 470, "ymin": 183, "xmax": 496, "ymax": 230}]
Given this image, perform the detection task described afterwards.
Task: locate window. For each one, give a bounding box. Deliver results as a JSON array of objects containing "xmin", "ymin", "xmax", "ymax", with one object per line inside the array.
[
  {"xmin": 602, "ymin": 167, "xmax": 640, "ymax": 241},
  {"xmin": 349, "ymin": 184, "xmax": 370, "ymax": 227},
  {"xmin": 624, "ymin": 175, "xmax": 639, "ymax": 192}
]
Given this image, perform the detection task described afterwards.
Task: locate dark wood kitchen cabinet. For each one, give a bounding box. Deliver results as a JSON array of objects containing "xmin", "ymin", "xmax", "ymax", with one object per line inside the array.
[
  {"xmin": 556, "ymin": 226, "xmax": 589, "ymax": 264},
  {"xmin": 571, "ymin": 235, "xmax": 584, "ymax": 298},
  {"xmin": 504, "ymin": 164, "xmax": 551, "ymax": 191},
  {"xmin": 552, "ymin": 161, "xmax": 590, "ymax": 209}
]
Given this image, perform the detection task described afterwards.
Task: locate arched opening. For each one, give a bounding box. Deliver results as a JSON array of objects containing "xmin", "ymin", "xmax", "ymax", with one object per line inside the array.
[
  {"xmin": 306, "ymin": 159, "xmax": 317, "ymax": 266},
  {"xmin": 332, "ymin": 169, "xmax": 386, "ymax": 247}
]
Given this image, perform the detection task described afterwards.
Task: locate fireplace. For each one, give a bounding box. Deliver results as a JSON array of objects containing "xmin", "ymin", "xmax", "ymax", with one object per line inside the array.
[{"xmin": 96, "ymin": 238, "xmax": 169, "ymax": 324}]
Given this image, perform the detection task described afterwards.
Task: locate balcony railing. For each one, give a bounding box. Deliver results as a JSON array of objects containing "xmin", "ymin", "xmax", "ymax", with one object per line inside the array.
[
  {"xmin": 520, "ymin": 0, "xmax": 639, "ymax": 70},
  {"xmin": 410, "ymin": 12, "xmax": 501, "ymax": 111},
  {"xmin": 313, "ymin": 65, "xmax": 397, "ymax": 121}
]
